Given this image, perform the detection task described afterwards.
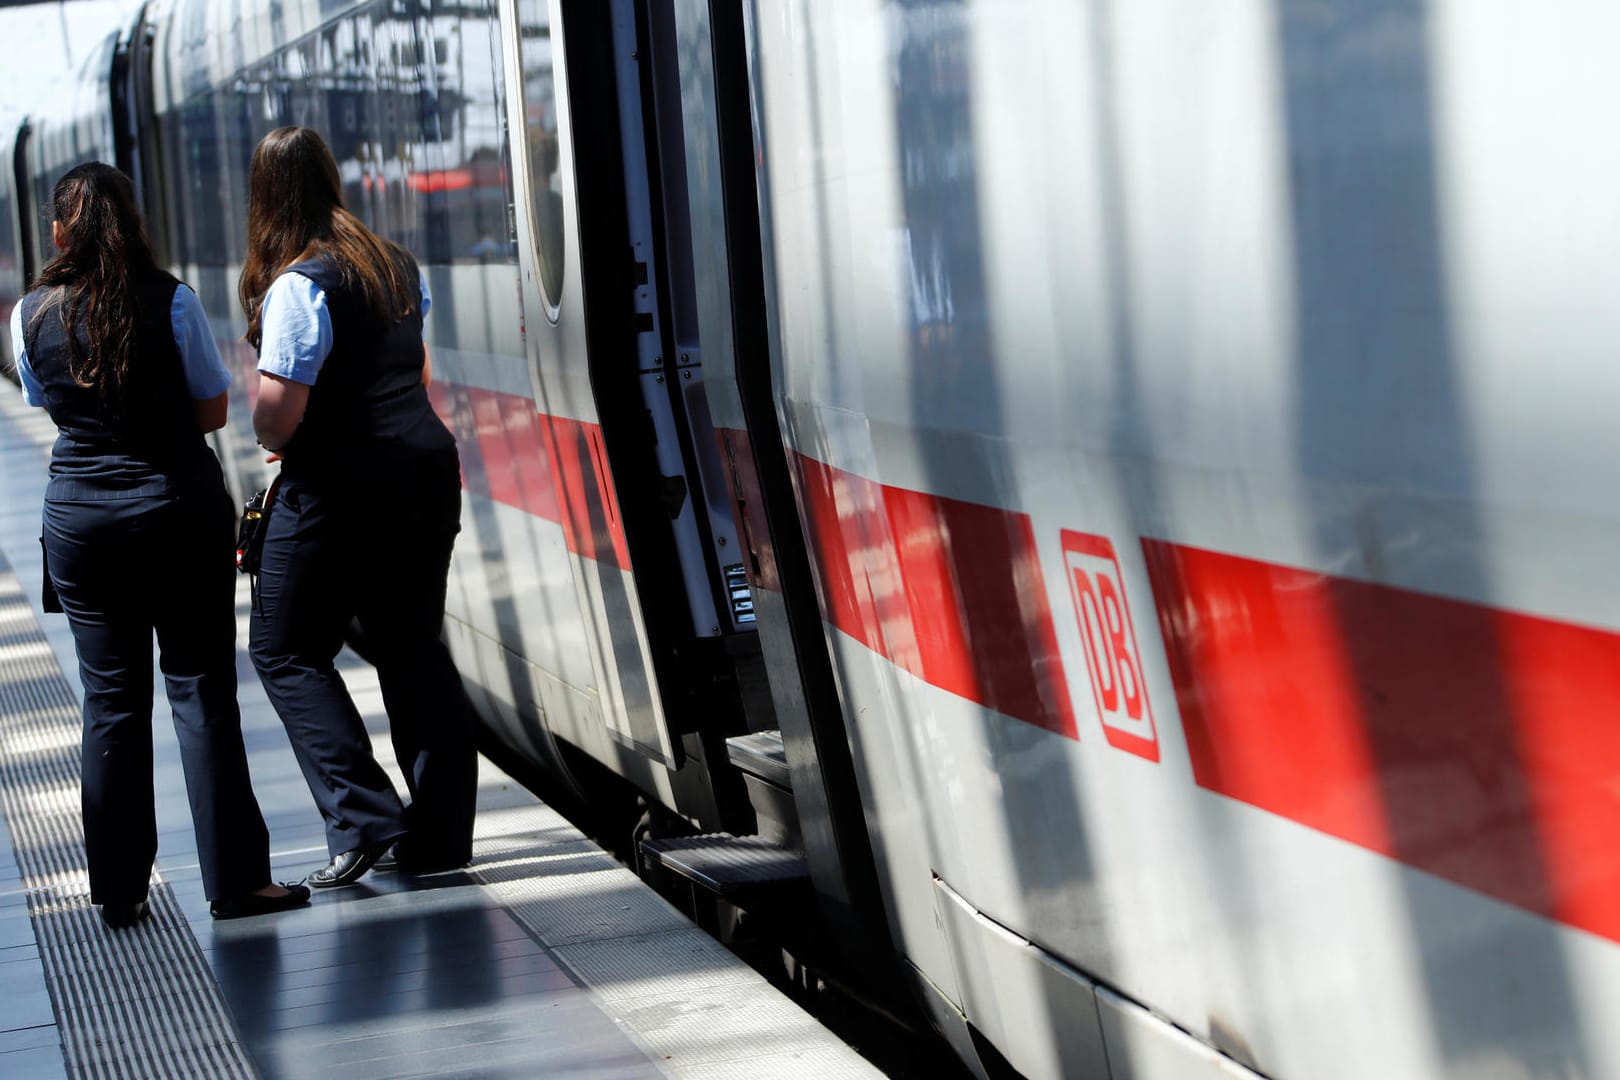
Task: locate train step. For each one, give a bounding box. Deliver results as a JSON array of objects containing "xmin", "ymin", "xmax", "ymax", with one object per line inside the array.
[
  {"xmin": 640, "ymin": 833, "xmax": 810, "ymax": 902},
  {"xmin": 726, "ymin": 730, "xmax": 801, "ymax": 845},
  {"xmin": 726, "ymin": 730, "xmax": 792, "ymax": 789}
]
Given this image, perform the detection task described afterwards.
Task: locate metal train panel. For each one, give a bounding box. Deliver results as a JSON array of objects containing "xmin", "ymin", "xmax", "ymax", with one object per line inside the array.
[
  {"xmin": 749, "ymin": 1, "xmax": 1620, "ymax": 1077},
  {"xmin": 497, "ymin": 0, "xmax": 687, "ymax": 776},
  {"xmin": 428, "ymin": 336, "xmax": 598, "ymax": 695}
]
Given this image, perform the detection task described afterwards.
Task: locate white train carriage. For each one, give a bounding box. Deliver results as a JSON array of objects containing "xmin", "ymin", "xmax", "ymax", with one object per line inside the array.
[
  {"xmin": 1, "ymin": 2, "xmax": 1616, "ymax": 1078},
  {"xmin": 742, "ymin": 3, "xmax": 1620, "ymax": 1077}
]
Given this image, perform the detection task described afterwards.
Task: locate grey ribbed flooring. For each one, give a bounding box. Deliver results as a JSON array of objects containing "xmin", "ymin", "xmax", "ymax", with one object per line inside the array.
[{"xmin": 0, "ymin": 553, "xmax": 255, "ymax": 1078}]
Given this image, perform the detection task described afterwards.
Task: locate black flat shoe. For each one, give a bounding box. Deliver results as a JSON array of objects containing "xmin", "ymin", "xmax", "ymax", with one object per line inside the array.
[
  {"xmin": 307, "ymin": 842, "xmax": 391, "ymax": 888},
  {"xmin": 209, "ymin": 883, "xmax": 312, "ymax": 920},
  {"xmin": 100, "ymin": 900, "xmax": 149, "ymax": 929}
]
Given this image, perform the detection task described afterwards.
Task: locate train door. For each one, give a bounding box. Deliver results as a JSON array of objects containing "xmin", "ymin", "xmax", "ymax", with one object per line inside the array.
[
  {"xmin": 13, "ymin": 123, "xmax": 38, "ymax": 289},
  {"xmin": 497, "ymin": 0, "xmax": 762, "ymax": 827},
  {"xmin": 497, "ymin": 0, "xmax": 677, "ymax": 776},
  {"xmin": 647, "ymin": 0, "xmax": 904, "ymax": 984}
]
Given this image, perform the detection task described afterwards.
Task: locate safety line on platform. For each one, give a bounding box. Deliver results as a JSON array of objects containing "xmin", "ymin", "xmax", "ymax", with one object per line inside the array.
[{"xmin": 0, "ymin": 557, "xmax": 254, "ymax": 1080}]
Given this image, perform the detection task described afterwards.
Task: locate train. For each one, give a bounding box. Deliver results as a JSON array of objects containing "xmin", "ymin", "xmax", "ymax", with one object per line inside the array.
[{"xmin": 4, "ymin": 2, "xmax": 1619, "ymax": 1078}]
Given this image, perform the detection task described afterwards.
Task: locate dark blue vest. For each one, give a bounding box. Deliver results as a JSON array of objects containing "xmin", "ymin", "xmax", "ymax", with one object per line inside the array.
[
  {"xmin": 274, "ymin": 248, "xmax": 452, "ymax": 480},
  {"xmin": 22, "ymin": 273, "xmax": 221, "ymax": 500}
]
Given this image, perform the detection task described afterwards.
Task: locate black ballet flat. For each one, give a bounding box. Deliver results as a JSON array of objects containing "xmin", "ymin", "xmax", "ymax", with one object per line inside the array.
[
  {"xmin": 307, "ymin": 842, "xmax": 392, "ymax": 888},
  {"xmin": 209, "ymin": 883, "xmax": 312, "ymax": 920},
  {"xmin": 100, "ymin": 900, "xmax": 149, "ymax": 929}
]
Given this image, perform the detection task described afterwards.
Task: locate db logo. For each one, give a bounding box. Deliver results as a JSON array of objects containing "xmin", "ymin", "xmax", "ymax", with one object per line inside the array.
[{"xmin": 1061, "ymin": 530, "xmax": 1159, "ymax": 761}]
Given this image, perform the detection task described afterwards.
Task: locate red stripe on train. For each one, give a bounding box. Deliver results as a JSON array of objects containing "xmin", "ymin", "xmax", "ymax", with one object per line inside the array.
[
  {"xmin": 428, "ymin": 394, "xmax": 1620, "ymax": 943},
  {"xmin": 792, "ymin": 454, "xmax": 1077, "ymax": 740},
  {"xmin": 1142, "ymin": 539, "xmax": 1620, "ymax": 944},
  {"xmin": 430, "ymin": 383, "xmax": 629, "ymax": 570}
]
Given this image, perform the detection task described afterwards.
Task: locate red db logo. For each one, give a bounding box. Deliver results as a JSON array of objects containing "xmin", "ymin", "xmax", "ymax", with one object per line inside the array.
[{"xmin": 1061, "ymin": 530, "xmax": 1159, "ymax": 761}]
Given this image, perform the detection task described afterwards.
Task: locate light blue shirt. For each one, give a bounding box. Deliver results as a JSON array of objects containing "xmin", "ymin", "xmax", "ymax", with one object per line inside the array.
[
  {"xmin": 11, "ymin": 284, "xmax": 232, "ymax": 407},
  {"xmin": 258, "ymin": 270, "xmax": 432, "ymax": 386}
]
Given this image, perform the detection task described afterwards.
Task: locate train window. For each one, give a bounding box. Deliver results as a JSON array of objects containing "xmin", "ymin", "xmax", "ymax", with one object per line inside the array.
[
  {"xmin": 155, "ymin": 112, "xmax": 188, "ymax": 268},
  {"xmin": 0, "ymin": 174, "xmax": 16, "ymax": 306},
  {"xmin": 434, "ymin": 15, "xmax": 508, "ymax": 265},
  {"xmin": 221, "ymin": 89, "xmax": 256, "ymax": 264},
  {"xmin": 182, "ymin": 96, "xmax": 229, "ymax": 267},
  {"xmin": 514, "ymin": 0, "xmax": 564, "ymax": 310}
]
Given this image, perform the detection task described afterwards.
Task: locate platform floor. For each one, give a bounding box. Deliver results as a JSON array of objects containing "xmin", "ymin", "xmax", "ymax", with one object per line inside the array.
[{"xmin": 0, "ymin": 388, "xmax": 881, "ymax": 1079}]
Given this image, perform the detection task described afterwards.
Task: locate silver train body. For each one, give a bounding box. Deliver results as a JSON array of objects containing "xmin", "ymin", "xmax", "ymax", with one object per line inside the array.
[{"xmin": 3, "ymin": 3, "xmax": 1618, "ymax": 1078}]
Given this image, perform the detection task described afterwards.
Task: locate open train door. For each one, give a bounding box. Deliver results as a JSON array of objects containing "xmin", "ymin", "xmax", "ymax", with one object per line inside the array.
[
  {"xmin": 608, "ymin": 0, "xmax": 904, "ymax": 993},
  {"xmin": 500, "ymin": 0, "xmax": 903, "ymax": 998},
  {"xmin": 497, "ymin": 0, "xmax": 770, "ymax": 830}
]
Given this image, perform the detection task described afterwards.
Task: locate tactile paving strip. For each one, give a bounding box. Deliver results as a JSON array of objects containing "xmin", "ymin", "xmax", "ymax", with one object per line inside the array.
[{"xmin": 0, "ymin": 559, "xmax": 254, "ymax": 1079}]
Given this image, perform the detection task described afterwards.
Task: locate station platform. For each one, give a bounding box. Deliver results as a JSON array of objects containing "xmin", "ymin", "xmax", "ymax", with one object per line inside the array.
[{"xmin": 0, "ymin": 388, "xmax": 882, "ymax": 1079}]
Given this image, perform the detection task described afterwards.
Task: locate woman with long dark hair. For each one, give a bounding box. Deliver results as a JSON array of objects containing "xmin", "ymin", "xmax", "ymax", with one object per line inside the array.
[
  {"xmin": 10, "ymin": 162, "xmax": 309, "ymax": 926},
  {"xmin": 239, "ymin": 127, "xmax": 477, "ymax": 887}
]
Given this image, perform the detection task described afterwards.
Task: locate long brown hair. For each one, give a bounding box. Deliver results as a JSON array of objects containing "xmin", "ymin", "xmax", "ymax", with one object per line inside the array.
[
  {"xmin": 31, "ymin": 163, "xmax": 158, "ymax": 396},
  {"xmin": 238, "ymin": 127, "xmax": 414, "ymax": 348}
]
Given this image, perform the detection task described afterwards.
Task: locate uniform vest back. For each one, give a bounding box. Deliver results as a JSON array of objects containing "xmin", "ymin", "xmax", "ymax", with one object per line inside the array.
[
  {"xmin": 22, "ymin": 272, "xmax": 219, "ymax": 500},
  {"xmin": 276, "ymin": 248, "xmax": 452, "ymax": 479}
]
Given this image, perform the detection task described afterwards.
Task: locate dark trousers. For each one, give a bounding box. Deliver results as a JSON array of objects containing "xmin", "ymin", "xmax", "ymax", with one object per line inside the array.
[
  {"xmin": 43, "ymin": 488, "xmax": 271, "ymax": 904},
  {"xmin": 248, "ymin": 449, "xmax": 477, "ymax": 861}
]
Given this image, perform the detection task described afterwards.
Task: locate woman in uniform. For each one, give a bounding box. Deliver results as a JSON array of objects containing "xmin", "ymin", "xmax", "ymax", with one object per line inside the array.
[
  {"xmin": 239, "ymin": 127, "xmax": 478, "ymax": 887},
  {"xmin": 12, "ymin": 162, "xmax": 309, "ymax": 926}
]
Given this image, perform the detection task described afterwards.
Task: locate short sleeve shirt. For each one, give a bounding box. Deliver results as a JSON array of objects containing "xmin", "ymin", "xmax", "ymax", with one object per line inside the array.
[
  {"xmin": 258, "ymin": 270, "xmax": 432, "ymax": 386},
  {"xmin": 11, "ymin": 284, "xmax": 231, "ymax": 406}
]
